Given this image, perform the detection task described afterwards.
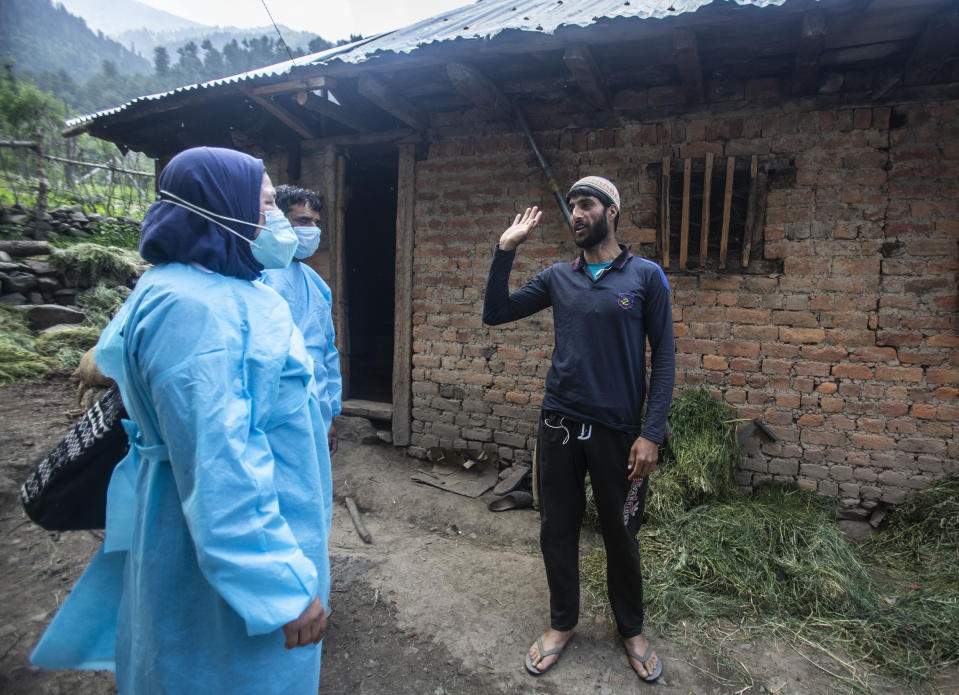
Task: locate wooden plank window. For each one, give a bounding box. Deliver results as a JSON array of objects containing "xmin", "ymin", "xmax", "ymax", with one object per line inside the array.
[{"xmin": 653, "ymin": 155, "xmax": 770, "ymax": 272}]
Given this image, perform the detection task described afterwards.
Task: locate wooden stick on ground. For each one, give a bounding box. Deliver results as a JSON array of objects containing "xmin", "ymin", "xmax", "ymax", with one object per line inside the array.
[{"xmin": 344, "ymin": 496, "xmax": 373, "ymax": 544}]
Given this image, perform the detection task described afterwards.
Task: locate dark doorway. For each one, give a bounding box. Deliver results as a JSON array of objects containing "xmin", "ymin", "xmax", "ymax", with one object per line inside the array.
[{"xmin": 343, "ymin": 149, "xmax": 397, "ymax": 402}]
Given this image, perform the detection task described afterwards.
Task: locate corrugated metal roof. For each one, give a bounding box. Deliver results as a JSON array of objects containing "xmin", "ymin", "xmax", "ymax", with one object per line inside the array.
[{"xmin": 65, "ymin": 0, "xmax": 789, "ymax": 129}]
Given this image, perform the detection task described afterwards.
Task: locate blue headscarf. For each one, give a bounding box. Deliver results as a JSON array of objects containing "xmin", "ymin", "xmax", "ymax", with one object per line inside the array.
[{"xmin": 140, "ymin": 147, "xmax": 265, "ymax": 281}]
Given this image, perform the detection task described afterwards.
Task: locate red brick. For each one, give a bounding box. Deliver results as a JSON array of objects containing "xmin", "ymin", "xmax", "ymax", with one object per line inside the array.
[
  {"xmin": 776, "ymin": 393, "xmax": 801, "ymax": 408},
  {"xmin": 798, "ymin": 414, "xmax": 825, "ymax": 426},
  {"xmin": 928, "ymin": 369, "xmax": 959, "ymax": 385},
  {"xmin": 910, "ymin": 404, "xmax": 937, "ymax": 420},
  {"xmin": 852, "ymin": 434, "xmax": 895, "ymax": 450},
  {"xmin": 703, "ymin": 355, "xmax": 729, "ymax": 370},
  {"xmin": 832, "ymin": 364, "xmax": 874, "ymax": 379},
  {"xmin": 794, "ymin": 361, "xmax": 831, "ymax": 377},
  {"xmin": 821, "ymin": 397, "xmax": 845, "ymax": 413},
  {"xmin": 727, "ymin": 308, "xmax": 772, "ymax": 325},
  {"xmin": 876, "ymin": 365, "xmax": 924, "ymax": 382},
  {"xmin": 938, "ymin": 405, "xmax": 959, "ymax": 421},
  {"xmin": 816, "ymin": 382, "xmax": 838, "ymax": 394},
  {"xmin": 928, "ymin": 334, "xmax": 959, "ymax": 349},
  {"xmin": 762, "ymin": 359, "xmax": 794, "ymax": 374},
  {"xmin": 781, "ymin": 327, "xmax": 826, "ymax": 344}
]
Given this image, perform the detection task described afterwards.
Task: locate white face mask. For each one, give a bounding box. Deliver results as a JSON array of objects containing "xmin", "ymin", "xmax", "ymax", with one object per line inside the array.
[
  {"xmin": 292, "ymin": 225, "xmax": 321, "ymax": 259},
  {"xmin": 255, "ymin": 209, "xmax": 298, "ymax": 269}
]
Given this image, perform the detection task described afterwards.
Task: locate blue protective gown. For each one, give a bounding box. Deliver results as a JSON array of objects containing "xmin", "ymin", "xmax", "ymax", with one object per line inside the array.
[
  {"xmin": 260, "ymin": 262, "xmax": 342, "ymax": 431},
  {"xmin": 31, "ymin": 262, "xmax": 331, "ymax": 695}
]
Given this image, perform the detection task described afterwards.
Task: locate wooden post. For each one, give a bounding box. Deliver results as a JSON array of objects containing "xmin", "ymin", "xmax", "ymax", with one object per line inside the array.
[
  {"xmin": 679, "ymin": 157, "xmax": 691, "ymax": 268},
  {"xmin": 719, "ymin": 156, "xmax": 735, "ymax": 270},
  {"xmin": 700, "ymin": 152, "xmax": 713, "ymax": 266},
  {"xmin": 742, "ymin": 155, "xmax": 759, "ymax": 267},
  {"xmin": 392, "ymin": 144, "xmax": 416, "ymax": 446},
  {"xmin": 660, "ymin": 156, "xmax": 671, "ymax": 268},
  {"xmin": 324, "ymin": 144, "xmax": 350, "ymax": 399},
  {"xmin": 32, "ymin": 141, "xmax": 48, "ymax": 240}
]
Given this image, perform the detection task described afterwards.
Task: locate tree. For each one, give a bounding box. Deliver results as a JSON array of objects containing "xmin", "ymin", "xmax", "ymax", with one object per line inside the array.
[
  {"xmin": 153, "ymin": 46, "xmax": 170, "ymax": 77},
  {"xmin": 200, "ymin": 40, "xmax": 225, "ymax": 78},
  {"xmin": 307, "ymin": 36, "xmax": 333, "ymax": 54}
]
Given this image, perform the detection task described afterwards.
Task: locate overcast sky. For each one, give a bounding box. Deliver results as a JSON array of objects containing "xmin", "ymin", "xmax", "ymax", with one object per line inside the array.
[{"xmin": 135, "ymin": 0, "xmax": 472, "ymax": 41}]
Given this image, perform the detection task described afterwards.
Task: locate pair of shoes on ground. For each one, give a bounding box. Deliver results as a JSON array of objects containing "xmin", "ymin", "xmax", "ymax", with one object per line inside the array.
[{"xmin": 524, "ymin": 633, "xmax": 662, "ymax": 683}]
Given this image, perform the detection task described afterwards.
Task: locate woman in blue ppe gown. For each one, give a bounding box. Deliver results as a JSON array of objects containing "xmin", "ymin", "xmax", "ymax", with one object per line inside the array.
[{"xmin": 31, "ymin": 147, "xmax": 331, "ymax": 694}]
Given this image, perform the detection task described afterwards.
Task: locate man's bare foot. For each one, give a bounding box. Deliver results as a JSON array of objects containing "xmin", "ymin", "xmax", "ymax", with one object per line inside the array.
[
  {"xmin": 526, "ymin": 627, "xmax": 574, "ymax": 674},
  {"xmin": 623, "ymin": 633, "xmax": 660, "ymax": 681}
]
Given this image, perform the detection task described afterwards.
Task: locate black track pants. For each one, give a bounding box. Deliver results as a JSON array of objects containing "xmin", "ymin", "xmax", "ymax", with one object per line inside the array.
[{"xmin": 536, "ymin": 410, "xmax": 649, "ymax": 638}]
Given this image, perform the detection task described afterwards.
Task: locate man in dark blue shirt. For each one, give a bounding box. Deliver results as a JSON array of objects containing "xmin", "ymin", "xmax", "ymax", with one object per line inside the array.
[{"xmin": 483, "ymin": 176, "xmax": 674, "ymax": 684}]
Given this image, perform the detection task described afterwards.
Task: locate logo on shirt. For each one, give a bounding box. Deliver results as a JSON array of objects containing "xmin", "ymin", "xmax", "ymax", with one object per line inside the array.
[{"xmin": 617, "ymin": 292, "xmax": 635, "ymax": 310}]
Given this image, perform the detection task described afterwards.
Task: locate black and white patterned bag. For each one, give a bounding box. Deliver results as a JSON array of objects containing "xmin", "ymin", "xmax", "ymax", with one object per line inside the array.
[{"xmin": 20, "ymin": 383, "xmax": 130, "ymax": 531}]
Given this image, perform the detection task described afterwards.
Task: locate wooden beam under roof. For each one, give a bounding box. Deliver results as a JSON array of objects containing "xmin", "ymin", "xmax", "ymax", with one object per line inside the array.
[
  {"xmin": 792, "ymin": 10, "xmax": 827, "ymax": 95},
  {"xmin": 240, "ymin": 87, "xmax": 317, "ymax": 139},
  {"xmin": 357, "ymin": 75, "xmax": 427, "ymax": 130},
  {"xmin": 672, "ymin": 28, "xmax": 705, "ymax": 106},
  {"xmin": 250, "ymin": 75, "xmax": 333, "ymax": 96},
  {"xmin": 297, "ymin": 91, "xmax": 377, "ymax": 132},
  {"xmin": 446, "ymin": 61, "xmax": 512, "ymax": 114},
  {"xmin": 562, "ymin": 44, "xmax": 610, "ymax": 110},
  {"xmin": 904, "ymin": 4, "xmax": 959, "ymax": 87}
]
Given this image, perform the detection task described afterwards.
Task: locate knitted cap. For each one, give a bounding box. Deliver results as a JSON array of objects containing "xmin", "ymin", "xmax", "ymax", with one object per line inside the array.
[{"xmin": 567, "ymin": 175, "xmax": 620, "ymax": 209}]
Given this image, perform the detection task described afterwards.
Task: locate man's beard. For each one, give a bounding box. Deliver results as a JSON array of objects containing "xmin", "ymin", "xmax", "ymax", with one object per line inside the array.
[{"xmin": 573, "ymin": 212, "xmax": 610, "ymax": 249}]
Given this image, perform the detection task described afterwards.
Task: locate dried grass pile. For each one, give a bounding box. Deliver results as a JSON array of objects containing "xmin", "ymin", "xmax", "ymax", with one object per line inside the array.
[{"xmin": 0, "ymin": 306, "xmax": 51, "ymax": 385}]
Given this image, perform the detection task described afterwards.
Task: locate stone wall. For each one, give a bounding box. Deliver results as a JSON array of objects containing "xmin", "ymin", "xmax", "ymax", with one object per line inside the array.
[{"xmin": 405, "ymin": 98, "xmax": 958, "ymax": 519}]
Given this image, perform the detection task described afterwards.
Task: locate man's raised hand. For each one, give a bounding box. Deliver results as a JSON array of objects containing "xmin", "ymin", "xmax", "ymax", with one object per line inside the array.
[{"xmin": 498, "ymin": 206, "xmax": 542, "ymax": 251}]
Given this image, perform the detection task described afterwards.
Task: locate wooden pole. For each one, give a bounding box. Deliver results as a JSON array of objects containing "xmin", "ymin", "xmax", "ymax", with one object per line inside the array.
[{"xmin": 700, "ymin": 152, "xmax": 714, "ymax": 266}]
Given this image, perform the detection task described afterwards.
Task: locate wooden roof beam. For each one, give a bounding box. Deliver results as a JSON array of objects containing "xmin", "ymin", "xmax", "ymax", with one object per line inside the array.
[
  {"xmin": 904, "ymin": 4, "xmax": 959, "ymax": 87},
  {"xmin": 240, "ymin": 87, "xmax": 317, "ymax": 139},
  {"xmin": 672, "ymin": 29, "xmax": 705, "ymax": 106},
  {"xmin": 357, "ymin": 75, "xmax": 427, "ymax": 130},
  {"xmin": 792, "ymin": 11, "xmax": 827, "ymax": 95},
  {"xmin": 562, "ymin": 44, "xmax": 610, "ymax": 110},
  {"xmin": 445, "ymin": 61, "xmax": 512, "ymax": 115},
  {"xmin": 250, "ymin": 75, "xmax": 334, "ymax": 96},
  {"xmin": 296, "ymin": 91, "xmax": 377, "ymax": 132}
]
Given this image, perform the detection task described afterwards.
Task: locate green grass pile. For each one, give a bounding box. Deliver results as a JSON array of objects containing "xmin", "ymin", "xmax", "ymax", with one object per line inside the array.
[
  {"xmin": 76, "ymin": 284, "xmax": 126, "ymax": 329},
  {"xmin": 0, "ymin": 306, "xmax": 51, "ymax": 385},
  {"xmin": 35, "ymin": 325, "xmax": 102, "ymax": 368},
  {"xmin": 50, "ymin": 243, "xmax": 141, "ymax": 287},
  {"xmin": 579, "ymin": 390, "xmax": 959, "ymax": 684}
]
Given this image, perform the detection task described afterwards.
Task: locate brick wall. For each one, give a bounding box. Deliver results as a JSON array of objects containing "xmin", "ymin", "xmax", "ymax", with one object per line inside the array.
[{"xmin": 406, "ymin": 98, "xmax": 958, "ymax": 516}]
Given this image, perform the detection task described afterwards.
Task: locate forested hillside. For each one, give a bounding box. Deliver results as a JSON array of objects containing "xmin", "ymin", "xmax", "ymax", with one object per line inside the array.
[
  {"xmin": 0, "ymin": 0, "xmax": 151, "ymax": 81},
  {"xmin": 0, "ymin": 0, "xmax": 341, "ymax": 116}
]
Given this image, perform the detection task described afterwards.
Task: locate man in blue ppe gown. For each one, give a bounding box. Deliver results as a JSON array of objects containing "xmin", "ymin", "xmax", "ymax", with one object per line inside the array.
[
  {"xmin": 259, "ymin": 184, "xmax": 342, "ymax": 457},
  {"xmin": 30, "ymin": 147, "xmax": 331, "ymax": 694}
]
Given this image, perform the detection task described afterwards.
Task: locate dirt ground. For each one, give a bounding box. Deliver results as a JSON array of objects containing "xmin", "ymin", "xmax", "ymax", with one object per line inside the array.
[{"xmin": 1, "ymin": 373, "xmax": 956, "ymax": 695}]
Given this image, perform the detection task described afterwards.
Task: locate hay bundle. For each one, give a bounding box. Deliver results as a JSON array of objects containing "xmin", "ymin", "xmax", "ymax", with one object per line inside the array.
[
  {"xmin": 35, "ymin": 325, "xmax": 102, "ymax": 368},
  {"xmin": 50, "ymin": 243, "xmax": 141, "ymax": 287},
  {"xmin": 76, "ymin": 284, "xmax": 126, "ymax": 329},
  {"xmin": 0, "ymin": 306, "xmax": 50, "ymax": 385}
]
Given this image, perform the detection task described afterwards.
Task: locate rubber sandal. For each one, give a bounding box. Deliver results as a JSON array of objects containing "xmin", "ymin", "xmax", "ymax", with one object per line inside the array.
[
  {"xmin": 488, "ymin": 490, "xmax": 533, "ymax": 512},
  {"xmin": 524, "ymin": 634, "xmax": 572, "ymax": 676},
  {"xmin": 626, "ymin": 643, "xmax": 663, "ymax": 683}
]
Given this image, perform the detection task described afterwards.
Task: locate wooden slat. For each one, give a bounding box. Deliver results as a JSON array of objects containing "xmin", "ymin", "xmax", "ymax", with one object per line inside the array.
[
  {"xmin": 719, "ymin": 156, "xmax": 735, "ymax": 270},
  {"xmin": 743, "ymin": 155, "xmax": 763, "ymax": 268},
  {"xmin": 562, "ymin": 44, "xmax": 610, "ymax": 110},
  {"xmin": 792, "ymin": 11, "xmax": 828, "ymax": 95},
  {"xmin": 324, "ymin": 145, "xmax": 350, "ymax": 398},
  {"xmin": 446, "ymin": 62, "xmax": 512, "ymax": 114},
  {"xmin": 357, "ymin": 76, "xmax": 427, "ymax": 130},
  {"xmin": 240, "ymin": 87, "xmax": 316, "ymax": 139},
  {"xmin": 251, "ymin": 75, "xmax": 333, "ymax": 96},
  {"xmin": 298, "ymin": 91, "xmax": 378, "ymax": 132},
  {"xmin": 392, "ymin": 144, "xmax": 416, "ymax": 446},
  {"xmin": 904, "ymin": 5, "xmax": 959, "ymax": 87},
  {"xmin": 673, "ymin": 29, "xmax": 705, "ymax": 106},
  {"xmin": 660, "ymin": 156, "xmax": 671, "ymax": 268},
  {"xmin": 700, "ymin": 151, "xmax": 713, "ymax": 266},
  {"xmin": 679, "ymin": 157, "xmax": 691, "ymax": 268}
]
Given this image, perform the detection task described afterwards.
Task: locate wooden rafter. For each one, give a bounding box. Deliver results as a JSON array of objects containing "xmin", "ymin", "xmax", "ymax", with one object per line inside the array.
[
  {"xmin": 446, "ymin": 62, "xmax": 512, "ymax": 114},
  {"xmin": 240, "ymin": 87, "xmax": 316, "ymax": 139},
  {"xmin": 562, "ymin": 44, "xmax": 610, "ymax": 110},
  {"xmin": 251, "ymin": 75, "xmax": 333, "ymax": 96},
  {"xmin": 792, "ymin": 11, "xmax": 827, "ymax": 95},
  {"xmin": 297, "ymin": 91, "xmax": 376, "ymax": 132},
  {"xmin": 672, "ymin": 29, "xmax": 704, "ymax": 106},
  {"xmin": 357, "ymin": 76, "xmax": 427, "ymax": 130},
  {"xmin": 904, "ymin": 5, "xmax": 959, "ymax": 87}
]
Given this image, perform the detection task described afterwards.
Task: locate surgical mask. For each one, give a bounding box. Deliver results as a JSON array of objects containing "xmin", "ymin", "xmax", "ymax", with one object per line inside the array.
[
  {"xmin": 254, "ymin": 209, "xmax": 298, "ymax": 268},
  {"xmin": 158, "ymin": 190, "xmax": 296, "ymax": 269},
  {"xmin": 293, "ymin": 225, "xmax": 321, "ymax": 259}
]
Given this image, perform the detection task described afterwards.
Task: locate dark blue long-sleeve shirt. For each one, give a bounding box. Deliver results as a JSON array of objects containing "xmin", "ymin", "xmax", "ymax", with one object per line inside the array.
[{"xmin": 483, "ymin": 244, "xmax": 675, "ymax": 443}]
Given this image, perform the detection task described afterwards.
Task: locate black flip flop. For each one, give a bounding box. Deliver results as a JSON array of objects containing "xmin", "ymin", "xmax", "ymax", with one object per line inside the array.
[{"xmin": 488, "ymin": 490, "xmax": 533, "ymax": 511}]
